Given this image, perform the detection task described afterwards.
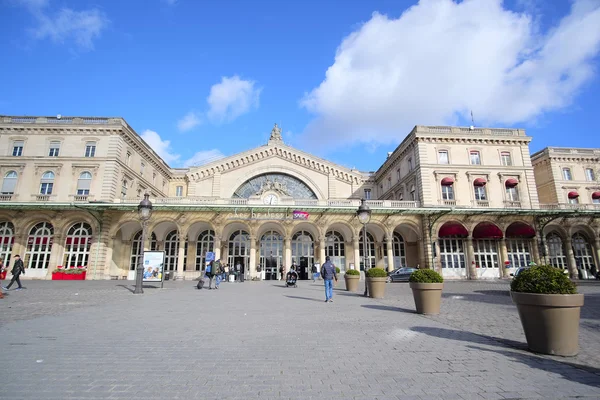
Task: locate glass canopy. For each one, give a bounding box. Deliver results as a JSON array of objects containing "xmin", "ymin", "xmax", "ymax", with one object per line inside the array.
[{"xmin": 233, "ymin": 173, "xmax": 317, "ymax": 199}]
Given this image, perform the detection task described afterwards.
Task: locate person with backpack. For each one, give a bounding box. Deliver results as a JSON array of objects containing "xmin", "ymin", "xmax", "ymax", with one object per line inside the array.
[
  {"xmin": 214, "ymin": 259, "xmax": 222, "ymax": 289},
  {"xmin": 3, "ymin": 254, "xmax": 25, "ymax": 291},
  {"xmin": 320, "ymin": 256, "xmax": 337, "ymax": 303}
]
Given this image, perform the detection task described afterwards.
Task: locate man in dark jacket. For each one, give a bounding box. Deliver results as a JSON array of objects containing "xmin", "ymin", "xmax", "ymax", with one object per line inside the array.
[
  {"xmin": 3, "ymin": 254, "xmax": 25, "ymax": 291},
  {"xmin": 320, "ymin": 256, "xmax": 337, "ymax": 303}
]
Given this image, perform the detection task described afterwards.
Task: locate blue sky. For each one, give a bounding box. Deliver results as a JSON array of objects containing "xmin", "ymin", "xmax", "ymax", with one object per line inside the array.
[{"xmin": 1, "ymin": 0, "xmax": 599, "ymax": 171}]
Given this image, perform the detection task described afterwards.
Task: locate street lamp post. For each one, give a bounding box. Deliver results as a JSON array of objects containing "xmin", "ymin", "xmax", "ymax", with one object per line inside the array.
[
  {"xmin": 356, "ymin": 199, "xmax": 371, "ymax": 297},
  {"xmin": 134, "ymin": 193, "xmax": 153, "ymax": 295}
]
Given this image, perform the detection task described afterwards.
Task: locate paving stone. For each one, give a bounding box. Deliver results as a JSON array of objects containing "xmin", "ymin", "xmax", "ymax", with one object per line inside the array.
[{"xmin": 1, "ymin": 279, "xmax": 600, "ymax": 400}]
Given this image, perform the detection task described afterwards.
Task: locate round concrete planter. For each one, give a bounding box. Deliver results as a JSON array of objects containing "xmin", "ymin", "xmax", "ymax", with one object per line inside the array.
[
  {"xmin": 344, "ymin": 275, "xmax": 360, "ymax": 292},
  {"xmin": 409, "ymin": 282, "xmax": 444, "ymax": 315},
  {"xmin": 366, "ymin": 277, "xmax": 387, "ymax": 298},
  {"xmin": 511, "ymin": 291, "xmax": 584, "ymax": 356}
]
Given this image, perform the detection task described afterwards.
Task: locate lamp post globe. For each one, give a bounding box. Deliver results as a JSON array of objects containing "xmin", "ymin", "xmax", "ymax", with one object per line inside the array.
[
  {"xmin": 134, "ymin": 193, "xmax": 153, "ymax": 294},
  {"xmin": 356, "ymin": 199, "xmax": 371, "ymax": 296}
]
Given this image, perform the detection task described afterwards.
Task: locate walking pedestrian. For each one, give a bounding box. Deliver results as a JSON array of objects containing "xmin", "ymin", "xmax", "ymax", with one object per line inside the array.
[
  {"xmin": 214, "ymin": 259, "xmax": 222, "ymax": 289},
  {"xmin": 3, "ymin": 255, "xmax": 25, "ymax": 291},
  {"xmin": 320, "ymin": 256, "xmax": 337, "ymax": 303},
  {"xmin": 0, "ymin": 258, "xmax": 5, "ymax": 298},
  {"xmin": 311, "ymin": 264, "xmax": 318, "ymax": 282},
  {"xmin": 206, "ymin": 260, "xmax": 215, "ymax": 289}
]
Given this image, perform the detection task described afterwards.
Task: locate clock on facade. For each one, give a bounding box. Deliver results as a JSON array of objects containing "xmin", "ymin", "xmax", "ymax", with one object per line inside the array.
[{"xmin": 263, "ymin": 194, "xmax": 279, "ymax": 205}]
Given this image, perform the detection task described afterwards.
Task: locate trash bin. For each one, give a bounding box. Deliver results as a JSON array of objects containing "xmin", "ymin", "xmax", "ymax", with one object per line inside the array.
[{"xmin": 164, "ymin": 271, "xmax": 170, "ymax": 281}]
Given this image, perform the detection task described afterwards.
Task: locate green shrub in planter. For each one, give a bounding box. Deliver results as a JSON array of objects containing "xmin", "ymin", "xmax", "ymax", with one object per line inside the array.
[
  {"xmin": 345, "ymin": 269, "xmax": 360, "ymax": 276},
  {"xmin": 335, "ymin": 267, "xmax": 341, "ymax": 274},
  {"xmin": 409, "ymin": 269, "xmax": 443, "ymax": 283},
  {"xmin": 366, "ymin": 268, "xmax": 387, "ymax": 278},
  {"xmin": 511, "ymin": 265, "xmax": 576, "ymax": 294}
]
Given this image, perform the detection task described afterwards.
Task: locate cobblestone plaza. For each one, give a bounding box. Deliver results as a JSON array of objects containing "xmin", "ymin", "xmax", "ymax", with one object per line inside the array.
[{"xmin": 1, "ymin": 280, "xmax": 599, "ymax": 400}]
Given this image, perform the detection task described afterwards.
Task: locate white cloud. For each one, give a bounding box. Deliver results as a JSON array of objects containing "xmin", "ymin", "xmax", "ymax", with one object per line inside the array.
[
  {"xmin": 183, "ymin": 149, "xmax": 226, "ymax": 167},
  {"xmin": 300, "ymin": 0, "xmax": 600, "ymax": 147},
  {"xmin": 17, "ymin": 0, "xmax": 109, "ymax": 50},
  {"xmin": 207, "ymin": 75, "xmax": 261, "ymax": 123},
  {"xmin": 140, "ymin": 129, "xmax": 181, "ymax": 165},
  {"xmin": 177, "ymin": 111, "xmax": 202, "ymax": 132}
]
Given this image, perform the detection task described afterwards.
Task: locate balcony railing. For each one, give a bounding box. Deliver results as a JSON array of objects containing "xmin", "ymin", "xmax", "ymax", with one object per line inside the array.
[
  {"xmin": 33, "ymin": 194, "xmax": 54, "ymax": 202},
  {"xmin": 73, "ymin": 195, "xmax": 90, "ymax": 202},
  {"xmin": 441, "ymin": 199, "xmax": 457, "ymax": 207},
  {"xmin": 504, "ymin": 201, "xmax": 522, "ymax": 208},
  {"xmin": 474, "ymin": 200, "xmax": 490, "ymax": 208},
  {"xmin": 0, "ymin": 194, "xmax": 13, "ymax": 202},
  {"xmin": 540, "ymin": 203, "xmax": 600, "ymax": 211}
]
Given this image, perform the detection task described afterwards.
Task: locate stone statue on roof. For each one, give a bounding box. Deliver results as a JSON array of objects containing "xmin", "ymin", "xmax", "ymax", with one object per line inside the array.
[{"xmin": 269, "ymin": 123, "xmax": 283, "ymax": 143}]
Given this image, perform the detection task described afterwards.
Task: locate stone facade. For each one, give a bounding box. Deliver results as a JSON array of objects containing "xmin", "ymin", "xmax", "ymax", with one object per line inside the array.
[{"xmin": 0, "ymin": 115, "xmax": 599, "ymax": 281}]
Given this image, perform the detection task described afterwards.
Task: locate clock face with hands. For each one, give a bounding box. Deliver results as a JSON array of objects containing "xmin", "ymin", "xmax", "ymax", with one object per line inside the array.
[{"xmin": 263, "ymin": 194, "xmax": 279, "ymax": 205}]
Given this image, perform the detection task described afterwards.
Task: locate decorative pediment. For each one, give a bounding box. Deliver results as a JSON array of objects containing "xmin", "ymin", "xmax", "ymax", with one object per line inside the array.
[{"xmin": 187, "ymin": 144, "xmax": 363, "ymax": 185}]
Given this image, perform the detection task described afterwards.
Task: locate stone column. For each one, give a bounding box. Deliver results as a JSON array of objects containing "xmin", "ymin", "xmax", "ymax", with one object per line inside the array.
[
  {"xmin": 531, "ymin": 237, "xmax": 541, "ymax": 264},
  {"xmin": 249, "ymin": 236, "xmax": 257, "ymax": 279},
  {"xmin": 595, "ymin": 239, "xmax": 600, "ymax": 273},
  {"xmin": 47, "ymin": 234, "xmax": 64, "ymax": 279},
  {"xmin": 565, "ymin": 237, "xmax": 578, "ymax": 280},
  {"xmin": 353, "ymin": 236, "xmax": 360, "ymax": 273},
  {"xmin": 499, "ymin": 238, "xmax": 508, "ymax": 278},
  {"xmin": 319, "ymin": 237, "xmax": 326, "ymax": 265},
  {"xmin": 11, "ymin": 233, "xmax": 26, "ymax": 264},
  {"xmin": 386, "ymin": 237, "xmax": 394, "ymax": 272},
  {"xmin": 467, "ymin": 237, "xmax": 476, "ymax": 280},
  {"xmin": 103, "ymin": 237, "xmax": 115, "ymax": 280},
  {"xmin": 418, "ymin": 238, "xmax": 426, "ymax": 269},
  {"xmin": 284, "ymin": 238, "xmax": 292, "ymax": 276},
  {"xmin": 214, "ymin": 236, "xmax": 222, "ymax": 261},
  {"xmin": 187, "ymin": 239, "xmax": 197, "ymax": 274},
  {"xmin": 176, "ymin": 236, "xmax": 186, "ymax": 280}
]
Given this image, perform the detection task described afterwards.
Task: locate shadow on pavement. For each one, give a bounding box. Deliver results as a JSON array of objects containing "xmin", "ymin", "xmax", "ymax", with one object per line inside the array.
[
  {"xmin": 468, "ymin": 344, "xmax": 600, "ymax": 389},
  {"xmin": 442, "ymin": 292, "xmax": 513, "ymax": 305},
  {"xmin": 473, "ymin": 289, "xmax": 510, "ymax": 297},
  {"xmin": 117, "ymin": 284, "xmax": 161, "ymax": 293},
  {"xmin": 411, "ymin": 325, "xmax": 526, "ymax": 350},
  {"xmin": 361, "ymin": 304, "xmax": 415, "ymax": 313},
  {"xmin": 285, "ymin": 295, "xmax": 324, "ymax": 303}
]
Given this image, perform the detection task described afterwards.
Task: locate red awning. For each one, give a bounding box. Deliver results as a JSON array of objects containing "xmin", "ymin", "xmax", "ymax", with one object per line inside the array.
[
  {"xmin": 473, "ymin": 178, "xmax": 487, "ymax": 187},
  {"xmin": 441, "ymin": 177, "xmax": 454, "ymax": 186},
  {"xmin": 473, "ymin": 222, "xmax": 503, "ymax": 239},
  {"xmin": 592, "ymin": 192, "xmax": 600, "ymax": 200},
  {"xmin": 506, "ymin": 222, "xmax": 536, "ymax": 238},
  {"xmin": 439, "ymin": 222, "xmax": 468, "ymax": 237},
  {"xmin": 505, "ymin": 178, "xmax": 519, "ymax": 188},
  {"xmin": 568, "ymin": 191, "xmax": 579, "ymax": 199}
]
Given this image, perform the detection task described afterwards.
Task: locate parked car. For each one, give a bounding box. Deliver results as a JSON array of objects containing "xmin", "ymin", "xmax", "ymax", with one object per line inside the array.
[{"xmin": 387, "ymin": 267, "xmax": 418, "ymax": 282}]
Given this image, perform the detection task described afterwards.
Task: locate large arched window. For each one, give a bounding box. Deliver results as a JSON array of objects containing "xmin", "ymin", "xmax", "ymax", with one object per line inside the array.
[
  {"xmin": 130, "ymin": 231, "xmax": 157, "ymax": 270},
  {"xmin": 383, "ymin": 232, "xmax": 406, "ymax": 269},
  {"xmin": 228, "ymin": 230, "xmax": 250, "ymax": 271},
  {"xmin": 196, "ymin": 230, "xmax": 215, "ymax": 271},
  {"xmin": 164, "ymin": 230, "xmax": 180, "ymax": 271},
  {"xmin": 40, "ymin": 171, "xmax": 55, "ymax": 195},
  {"xmin": 26, "ymin": 222, "xmax": 54, "ymax": 269},
  {"xmin": 0, "ymin": 221, "xmax": 15, "ymax": 265},
  {"xmin": 325, "ymin": 231, "xmax": 346, "ymax": 271},
  {"xmin": 572, "ymin": 233, "xmax": 594, "ymax": 274},
  {"xmin": 546, "ymin": 233, "xmax": 566, "ymax": 269},
  {"xmin": 1, "ymin": 171, "xmax": 17, "ymax": 194},
  {"xmin": 77, "ymin": 172, "xmax": 92, "ymax": 195},
  {"xmin": 291, "ymin": 230, "xmax": 314, "ymax": 267},
  {"xmin": 359, "ymin": 232, "xmax": 376, "ymax": 270},
  {"xmin": 260, "ymin": 230, "xmax": 283, "ymax": 279},
  {"xmin": 63, "ymin": 222, "xmax": 92, "ymax": 267}
]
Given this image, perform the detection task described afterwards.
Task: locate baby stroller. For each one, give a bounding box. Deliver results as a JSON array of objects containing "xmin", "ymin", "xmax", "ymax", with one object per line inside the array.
[{"xmin": 286, "ymin": 271, "xmax": 298, "ymax": 288}]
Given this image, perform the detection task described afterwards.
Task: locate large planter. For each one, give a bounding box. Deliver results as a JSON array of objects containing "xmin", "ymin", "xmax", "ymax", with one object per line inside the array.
[
  {"xmin": 409, "ymin": 282, "xmax": 444, "ymax": 314},
  {"xmin": 344, "ymin": 275, "xmax": 360, "ymax": 292},
  {"xmin": 511, "ymin": 291, "xmax": 584, "ymax": 356},
  {"xmin": 366, "ymin": 277, "xmax": 387, "ymax": 298},
  {"xmin": 52, "ymin": 272, "xmax": 65, "ymax": 280}
]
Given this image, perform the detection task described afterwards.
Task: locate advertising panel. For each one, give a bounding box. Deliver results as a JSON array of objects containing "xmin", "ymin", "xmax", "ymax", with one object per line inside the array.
[{"xmin": 142, "ymin": 251, "xmax": 165, "ymax": 282}]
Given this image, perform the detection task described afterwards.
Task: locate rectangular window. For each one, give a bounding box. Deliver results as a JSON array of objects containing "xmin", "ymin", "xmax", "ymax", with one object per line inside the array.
[
  {"xmin": 396, "ymin": 169, "xmax": 401, "ymax": 181},
  {"xmin": 40, "ymin": 182, "xmax": 53, "ymax": 195},
  {"xmin": 501, "ymin": 152, "xmax": 512, "ymax": 166},
  {"xmin": 152, "ymin": 173, "xmax": 157, "ymax": 185},
  {"xmin": 364, "ymin": 189, "xmax": 371, "ymax": 200},
  {"xmin": 140, "ymin": 163, "xmax": 145, "ymax": 176},
  {"xmin": 176, "ymin": 186, "xmax": 183, "ymax": 197},
  {"xmin": 410, "ymin": 187, "xmax": 416, "ymax": 201},
  {"xmin": 585, "ymin": 168, "xmax": 595, "ymax": 181},
  {"xmin": 506, "ymin": 187, "xmax": 519, "ymax": 202},
  {"xmin": 85, "ymin": 142, "xmax": 96, "ymax": 157},
  {"xmin": 441, "ymin": 185, "xmax": 454, "ymax": 200},
  {"xmin": 474, "ymin": 186, "xmax": 487, "ymax": 201},
  {"xmin": 77, "ymin": 189, "xmax": 90, "ymax": 195},
  {"xmin": 562, "ymin": 168, "xmax": 572, "ymax": 181},
  {"xmin": 121, "ymin": 180, "xmax": 128, "ymax": 197},
  {"xmin": 49, "ymin": 141, "xmax": 60, "ymax": 157},
  {"xmin": 126, "ymin": 152, "xmax": 132, "ymax": 166},
  {"xmin": 470, "ymin": 151, "xmax": 481, "ymax": 165},
  {"xmin": 593, "ymin": 198, "xmax": 600, "ymax": 204},
  {"xmin": 12, "ymin": 140, "xmax": 24, "ymax": 157},
  {"xmin": 569, "ymin": 197, "xmax": 579, "ymax": 205},
  {"xmin": 408, "ymin": 158, "xmax": 413, "ymax": 171},
  {"xmin": 438, "ymin": 151, "xmax": 449, "ymax": 164}
]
